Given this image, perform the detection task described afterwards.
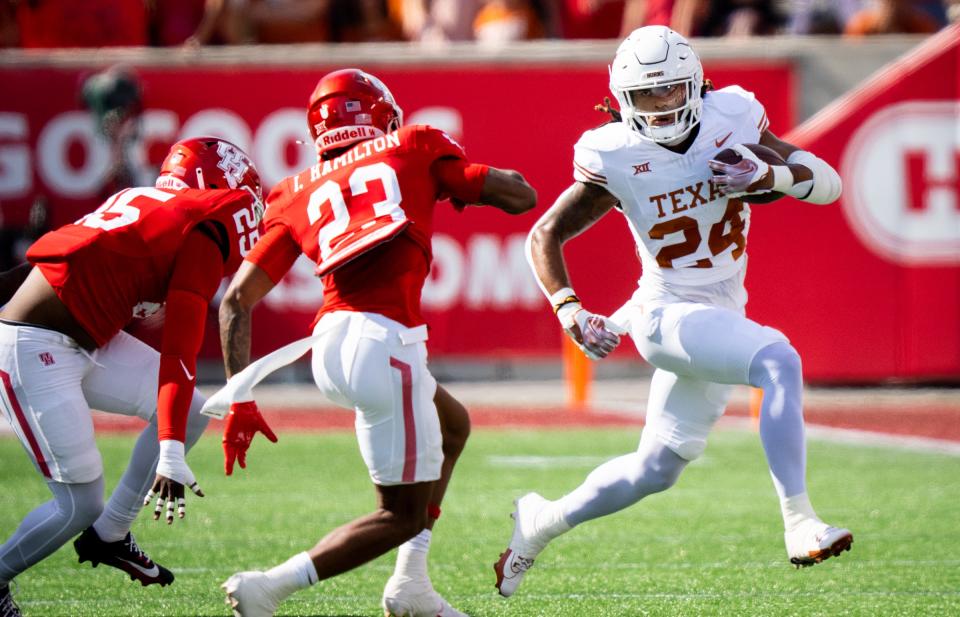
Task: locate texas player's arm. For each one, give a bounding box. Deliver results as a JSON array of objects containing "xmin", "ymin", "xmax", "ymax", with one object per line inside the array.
[
  {"xmin": 526, "ymin": 181, "xmax": 624, "ymax": 359},
  {"xmin": 432, "ymin": 157, "xmax": 536, "ymax": 215},
  {"xmin": 758, "ymin": 130, "xmax": 842, "ymax": 204},
  {"xmin": 216, "ymin": 223, "xmax": 299, "ymax": 475},
  {"xmin": 705, "ymin": 87, "xmax": 840, "ymax": 203},
  {"xmin": 149, "ymin": 226, "xmax": 225, "ymax": 523}
]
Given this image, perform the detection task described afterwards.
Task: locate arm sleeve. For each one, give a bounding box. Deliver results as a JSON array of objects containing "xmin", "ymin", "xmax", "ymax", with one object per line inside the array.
[
  {"xmin": 432, "ymin": 158, "xmax": 489, "ymax": 204},
  {"xmin": 244, "ymin": 224, "xmax": 301, "ymax": 284},
  {"xmin": 156, "ymin": 229, "xmax": 225, "ymax": 442}
]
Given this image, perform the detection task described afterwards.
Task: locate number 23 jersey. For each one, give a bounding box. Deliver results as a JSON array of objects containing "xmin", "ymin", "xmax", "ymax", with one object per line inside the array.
[
  {"xmin": 26, "ymin": 187, "xmax": 261, "ymax": 346},
  {"xmin": 574, "ymin": 85, "xmax": 769, "ymax": 289},
  {"xmin": 250, "ymin": 125, "xmax": 487, "ymax": 329}
]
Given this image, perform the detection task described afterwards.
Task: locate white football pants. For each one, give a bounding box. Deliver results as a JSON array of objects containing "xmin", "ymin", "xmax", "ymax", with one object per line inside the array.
[
  {"xmin": 623, "ymin": 296, "xmax": 788, "ymax": 461},
  {"xmin": 310, "ymin": 311, "xmax": 443, "ymax": 486},
  {"xmin": 0, "ymin": 322, "xmax": 181, "ymax": 483}
]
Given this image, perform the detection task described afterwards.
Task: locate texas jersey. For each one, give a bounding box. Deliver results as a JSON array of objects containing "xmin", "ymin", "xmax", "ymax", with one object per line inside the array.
[
  {"xmin": 574, "ymin": 86, "xmax": 769, "ymax": 288},
  {"xmin": 252, "ymin": 124, "xmax": 485, "ymax": 328},
  {"xmin": 27, "ymin": 187, "xmax": 261, "ymax": 346}
]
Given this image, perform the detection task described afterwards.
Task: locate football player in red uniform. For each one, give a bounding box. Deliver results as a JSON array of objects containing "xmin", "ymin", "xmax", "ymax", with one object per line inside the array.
[
  {"xmin": 217, "ymin": 69, "xmax": 535, "ymax": 617},
  {"xmin": 0, "ymin": 137, "xmax": 266, "ymax": 612}
]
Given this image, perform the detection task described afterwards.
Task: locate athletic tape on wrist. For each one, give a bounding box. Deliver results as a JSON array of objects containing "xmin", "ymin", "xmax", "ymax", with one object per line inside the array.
[{"xmin": 770, "ymin": 165, "xmax": 794, "ymax": 193}]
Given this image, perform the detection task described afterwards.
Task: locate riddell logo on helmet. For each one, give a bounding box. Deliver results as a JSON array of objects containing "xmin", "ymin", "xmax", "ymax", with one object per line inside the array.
[{"xmin": 322, "ymin": 126, "xmax": 378, "ymax": 146}]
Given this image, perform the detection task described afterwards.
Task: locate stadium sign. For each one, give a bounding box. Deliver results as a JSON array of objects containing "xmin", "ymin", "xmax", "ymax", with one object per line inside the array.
[{"xmin": 842, "ymin": 101, "xmax": 960, "ymax": 265}]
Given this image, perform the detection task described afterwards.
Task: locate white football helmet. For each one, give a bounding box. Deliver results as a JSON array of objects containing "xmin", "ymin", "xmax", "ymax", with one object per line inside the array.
[{"xmin": 609, "ymin": 26, "xmax": 704, "ymax": 144}]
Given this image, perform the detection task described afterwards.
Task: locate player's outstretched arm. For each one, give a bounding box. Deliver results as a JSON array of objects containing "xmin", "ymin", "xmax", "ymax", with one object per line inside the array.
[
  {"xmin": 219, "ymin": 259, "xmax": 276, "ymax": 379},
  {"xmin": 526, "ymin": 181, "xmax": 625, "ymax": 360},
  {"xmin": 218, "ymin": 258, "xmax": 282, "ymax": 475},
  {"xmin": 148, "ymin": 228, "xmax": 225, "ymax": 524},
  {"xmin": 478, "ymin": 167, "xmax": 537, "ymax": 214}
]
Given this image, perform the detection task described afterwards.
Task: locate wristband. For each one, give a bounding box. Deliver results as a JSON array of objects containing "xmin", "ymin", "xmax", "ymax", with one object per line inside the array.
[{"xmin": 549, "ymin": 287, "xmax": 581, "ymax": 314}]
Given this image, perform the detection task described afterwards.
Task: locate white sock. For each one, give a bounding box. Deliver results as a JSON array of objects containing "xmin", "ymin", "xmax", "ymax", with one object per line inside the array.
[
  {"xmin": 265, "ymin": 551, "xmax": 318, "ymax": 598},
  {"xmin": 535, "ymin": 501, "xmax": 571, "ymax": 540},
  {"xmin": 92, "ymin": 507, "xmax": 133, "ymax": 543},
  {"xmin": 394, "ymin": 529, "xmax": 431, "ymax": 578},
  {"xmin": 781, "ymin": 493, "xmax": 819, "ymax": 531}
]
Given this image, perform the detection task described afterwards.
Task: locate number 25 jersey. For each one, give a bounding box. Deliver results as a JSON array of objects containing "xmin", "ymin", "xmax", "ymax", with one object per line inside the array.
[
  {"xmin": 26, "ymin": 187, "xmax": 261, "ymax": 346},
  {"xmin": 249, "ymin": 125, "xmax": 487, "ymax": 329}
]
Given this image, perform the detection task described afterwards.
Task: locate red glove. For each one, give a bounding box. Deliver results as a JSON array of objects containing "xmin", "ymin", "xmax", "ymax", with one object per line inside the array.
[{"xmin": 223, "ymin": 401, "xmax": 278, "ymax": 476}]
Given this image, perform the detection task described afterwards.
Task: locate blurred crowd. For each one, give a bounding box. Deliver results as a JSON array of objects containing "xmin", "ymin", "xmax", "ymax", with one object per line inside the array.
[{"xmin": 0, "ymin": 0, "xmax": 955, "ymax": 48}]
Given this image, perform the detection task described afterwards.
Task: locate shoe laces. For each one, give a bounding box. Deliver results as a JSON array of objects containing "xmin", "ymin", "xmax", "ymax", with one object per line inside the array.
[
  {"xmin": 0, "ymin": 584, "xmax": 22, "ymax": 617},
  {"xmin": 511, "ymin": 554, "xmax": 535, "ymax": 574},
  {"xmin": 122, "ymin": 534, "xmax": 153, "ymax": 566}
]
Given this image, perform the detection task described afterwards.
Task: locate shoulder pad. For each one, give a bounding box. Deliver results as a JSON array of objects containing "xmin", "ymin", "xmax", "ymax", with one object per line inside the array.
[
  {"xmin": 705, "ymin": 86, "xmax": 757, "ymax": 117},
  {"xmin": 575, "ymin": 122, "xmax": 632, "ymax": 153},
  {"xmin": 406, "ymin": 124, "xmax": 467, "ymax": 160}
]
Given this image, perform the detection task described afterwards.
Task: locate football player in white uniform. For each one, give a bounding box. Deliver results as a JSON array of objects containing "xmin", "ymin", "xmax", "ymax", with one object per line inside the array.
[{"xmin": 494, "ymin": 26, "xmax": 851, "ymax": 597}]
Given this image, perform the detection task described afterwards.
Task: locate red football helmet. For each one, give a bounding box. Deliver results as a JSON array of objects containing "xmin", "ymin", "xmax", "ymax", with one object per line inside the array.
[
  {"xmin": 307, "ymin": 69, "xmax": 403, "ymax": 158},
  {"xmin": 156, "ymin": 137, "xmax": 263, "ymax": 213}
]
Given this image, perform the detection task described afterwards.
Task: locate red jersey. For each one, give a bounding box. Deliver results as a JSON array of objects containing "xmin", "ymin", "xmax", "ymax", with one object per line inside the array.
[
  {"xmin": 27, "ymin": 187, "xmax": 261, "ymax": 346},
  {"xmin": 247, "ymin": 125, "xmax": 488, "ymax": 328}
]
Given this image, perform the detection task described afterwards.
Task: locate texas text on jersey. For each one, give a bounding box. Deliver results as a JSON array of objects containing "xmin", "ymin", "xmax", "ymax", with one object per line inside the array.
[
  {"xmin": 26, "ymin": 187, "xmax": 261, "ymax": 347},
  {"xmin": 246, "ymin": 124, "xmax": 487, "ymax": 328},
  {"xmin": 574, "ymin": 85, "xmax": 769, "ymax": 288}
]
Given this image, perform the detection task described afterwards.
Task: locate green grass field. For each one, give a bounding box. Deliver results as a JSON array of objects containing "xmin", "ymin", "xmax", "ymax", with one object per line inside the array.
[{"xmin": 2, "ymin": 426, "xmax": 959, "ymax": 616}]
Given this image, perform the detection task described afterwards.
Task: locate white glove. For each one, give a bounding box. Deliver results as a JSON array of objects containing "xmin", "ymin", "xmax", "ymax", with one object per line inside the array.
[
  {"xmin": 708, "ymin": 144, "xmax": 772, "ymax": 198},
  {"xmin": 145, "ymin": 440, "xmax": 204, "ymax": 524},
  {"xmin": 557, "ymin": 302, "xmax": 626, "ymax": 360},
  {"xmin": 156, "ymin": 440, "xmax": 199, "ymax": 488}
]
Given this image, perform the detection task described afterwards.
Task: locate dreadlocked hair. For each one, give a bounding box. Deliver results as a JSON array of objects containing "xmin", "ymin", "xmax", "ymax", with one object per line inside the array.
[
  {"xmin": 594, "ymin": 79, "xmax": 716, "ymax": 123},
  {"xmin": 594, "ymin": 97, "xmax": 621, "ymax": 122}
]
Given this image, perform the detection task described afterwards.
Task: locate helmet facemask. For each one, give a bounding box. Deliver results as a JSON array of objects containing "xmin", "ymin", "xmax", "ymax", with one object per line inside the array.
[
  {"xmin": 616, "ymin": 77, "xmax": 702, "ymax": 144},
  {"xmin": 608, "ymin": 26, "xmax": 705, "ymax": 145}
]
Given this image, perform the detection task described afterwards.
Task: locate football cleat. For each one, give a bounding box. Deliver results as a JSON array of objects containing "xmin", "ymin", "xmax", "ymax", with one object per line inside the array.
[
  {"xmin": 74, "ymin": 527, "xmax": 174, "ymax": 587},
  {"xmin": 785, "ymin": 520, "xmax": 853, "ymax": 568},
  {"xmin": 381, "ymin": 573, "xmax": 467, "ymax": 617},
  {"xmin": 0, "ymin": 584, "xmax": 22, "ymax": 617},
  {"xmin": 494, "ymin": 492, "xmax": 552, "ymax": 598},
  {"xmin": 222, "ymin": 571, "xmax": 283, "ymax": 617}
]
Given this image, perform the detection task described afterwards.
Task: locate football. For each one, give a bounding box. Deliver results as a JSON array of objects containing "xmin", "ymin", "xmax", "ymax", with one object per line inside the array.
[{"xmin": 711, "ymin": 143, "xmax": 788, "ymax": 204}]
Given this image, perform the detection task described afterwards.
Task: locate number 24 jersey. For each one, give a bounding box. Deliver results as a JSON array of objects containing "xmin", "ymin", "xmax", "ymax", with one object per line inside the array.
[{"xmin": 574, "ymin": 86, "xmax": 769, "ymax": 288}]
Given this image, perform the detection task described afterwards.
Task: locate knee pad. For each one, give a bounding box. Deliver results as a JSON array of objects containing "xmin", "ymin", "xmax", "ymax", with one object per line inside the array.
[{"xmin": 750, "ymin": 341, "xmax": 802, "ymax": 389}]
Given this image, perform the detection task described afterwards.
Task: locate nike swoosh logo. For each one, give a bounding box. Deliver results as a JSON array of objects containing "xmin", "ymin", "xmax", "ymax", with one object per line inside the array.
[
  {"xmin": 715, "ymin": 132, "xmax": 733, "ymax": 148},
  {"xmin": 118, "ymin": 557, "xmax": 160, "ymax": 578},
  {"xmin": 179, "ymin": 359, "xmax": 195, "ymax": 381}
]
